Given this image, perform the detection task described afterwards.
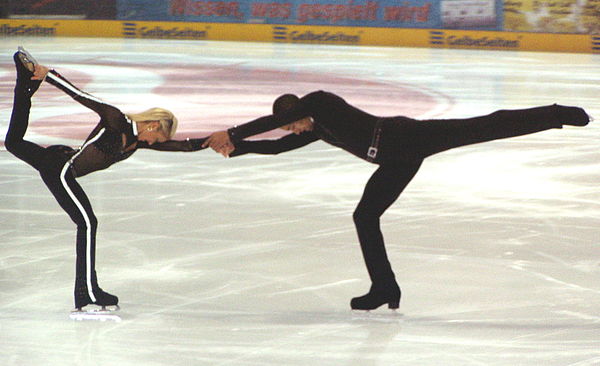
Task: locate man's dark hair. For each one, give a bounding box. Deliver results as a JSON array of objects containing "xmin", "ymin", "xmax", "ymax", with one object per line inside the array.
[{"xmin": 273, "ymin": 94, "xmax": 300, "ymax": 115}]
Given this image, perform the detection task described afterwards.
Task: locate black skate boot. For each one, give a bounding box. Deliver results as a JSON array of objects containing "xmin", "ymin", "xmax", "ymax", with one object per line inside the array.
[
  {"xmin": 13, "ymin": 47, "xmax": 42, "ymax": 97},
  {"xmin": 350, "ymin": 282, "xmax": 401, "ymax": 311},
  {"xmin": 555, "ymin": 104, "xmax": 591, "ymax": 126},
  {"xmin": 74, "ymin": 277, "xmax": 119, "ymax": 311}
]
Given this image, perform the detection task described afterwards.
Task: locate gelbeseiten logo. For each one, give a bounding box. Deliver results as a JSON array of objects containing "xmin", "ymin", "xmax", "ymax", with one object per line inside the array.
[
  {"xmin": 122, "ymin": 22, "xmax": 207, "ymax": 40},
  {"xmin": 0, "ymin": 23, "xmax": 57, "ymax": 36},
  {"xmin": 429, "ymin": 31, "xmax": 520, "ymax": 49},
  {"xmin": 592, "ymin": 36, "xmax": 600, "ymax": 52},
  {"xmin": 122, "ymin": 22, "xmax": 137, "ymax": 38},
  {"xmin": 273, "ymin": 26, "xmax": 361, "ymax": 44}
]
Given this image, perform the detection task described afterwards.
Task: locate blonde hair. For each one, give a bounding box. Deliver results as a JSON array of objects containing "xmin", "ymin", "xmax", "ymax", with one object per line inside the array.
[{"xmin": 126, "ymin": 108, "xmax": 178, "ymax": 139}]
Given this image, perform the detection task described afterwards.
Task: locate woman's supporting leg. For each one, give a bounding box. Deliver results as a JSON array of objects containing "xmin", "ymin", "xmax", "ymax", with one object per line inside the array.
[
  {"xmin": 40, "ymin": 163, "xmax": 118, "ymax": 309},
  {"xmin": 351, "ymin": 161, "xmax": 422, "ymax": 310}
]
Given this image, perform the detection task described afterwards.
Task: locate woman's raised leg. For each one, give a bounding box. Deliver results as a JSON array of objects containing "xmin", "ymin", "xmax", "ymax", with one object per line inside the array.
[{"xmin": 4, "ymin": 52, "xmax": 46, "ymax": 169}]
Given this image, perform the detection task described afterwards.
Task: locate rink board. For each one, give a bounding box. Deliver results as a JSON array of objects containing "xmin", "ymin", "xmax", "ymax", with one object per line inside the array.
[{"xmin": 1, "ymin": 18, "xmax": 598, "ymax": 53}]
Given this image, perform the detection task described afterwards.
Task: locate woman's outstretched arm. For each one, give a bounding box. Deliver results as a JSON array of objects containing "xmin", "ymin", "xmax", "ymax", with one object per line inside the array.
[{"xmin": 137, "ymin": 137, "xmax": 209, "ymax": 152}]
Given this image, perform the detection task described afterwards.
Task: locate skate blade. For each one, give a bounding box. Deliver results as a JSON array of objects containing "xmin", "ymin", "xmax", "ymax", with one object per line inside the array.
[
  {"xmin": 350, "ymin": 309, "xmax": 403, "ymax": 322},
  {"xmin": 70, "ymin": 305, "xmax": 121, "ymax": 322},
  {"xmin": 17, "ymin": 46, "xmax": 37, "ymax": 72}
]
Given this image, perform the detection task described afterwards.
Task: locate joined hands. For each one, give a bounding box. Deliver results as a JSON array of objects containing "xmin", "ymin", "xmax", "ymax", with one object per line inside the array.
[
  {"xmin": 202, "ymin": 130, "xmax": 235, "ymax": 157},
  {"xmin": 32, "ymin": 64, "xmax": 49, "ymax": 81}
]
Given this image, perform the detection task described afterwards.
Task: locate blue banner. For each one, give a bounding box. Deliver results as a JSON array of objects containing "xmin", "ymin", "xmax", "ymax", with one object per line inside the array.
[{"xmin": 117, "ymin": 0, "xmax": 503, "ymax": 30}]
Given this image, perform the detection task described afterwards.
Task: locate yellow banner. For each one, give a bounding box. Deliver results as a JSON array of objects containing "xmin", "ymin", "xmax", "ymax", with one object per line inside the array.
[{"xmin": 0, "ymin": 18, "xmax": 597, "ymax": 53}]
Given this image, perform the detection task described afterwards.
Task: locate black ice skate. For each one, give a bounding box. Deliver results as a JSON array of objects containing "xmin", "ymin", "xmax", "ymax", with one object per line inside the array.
[
  {"xmin": 74, "ymin": 283, "xmax": 119, "ymax": 309},
  {"xmin": 17, "ymin": 46, "xmax": 37, "ymax": 72},
  {"xmin": 558, "ymin": 105, "xmax": 591, "ymax": 126},
  {"xmin": 13, "ymin": 46, "xmax": 42, "ymax": 97},
  {"xmin": 350, "ymin": 282, "xmax": 401, "ymax": 311},
  {"xmin": 71, "ymin": 284, "xmax": 120, "ymax": 321}
]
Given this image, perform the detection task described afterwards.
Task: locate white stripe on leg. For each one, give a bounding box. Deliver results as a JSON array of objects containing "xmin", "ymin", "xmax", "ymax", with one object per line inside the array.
[{"xmin": 60, "ymin": 162, "xmax": 96, "ymax": 303}]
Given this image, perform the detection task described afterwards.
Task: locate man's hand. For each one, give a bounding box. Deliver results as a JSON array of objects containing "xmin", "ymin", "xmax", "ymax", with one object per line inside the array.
[
  {"xmin": 31, "ymin": 64, "xmax": 49, "ymax": 80},
  {"xmin": 202, "ymin": 130, "xmax": 235, "ymax": 157}
]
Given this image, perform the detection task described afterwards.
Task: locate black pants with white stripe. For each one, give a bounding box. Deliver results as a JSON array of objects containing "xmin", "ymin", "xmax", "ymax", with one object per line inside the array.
[{"xmin": 5, "ymin": 88, "xmax": 99, "ymax": 305}]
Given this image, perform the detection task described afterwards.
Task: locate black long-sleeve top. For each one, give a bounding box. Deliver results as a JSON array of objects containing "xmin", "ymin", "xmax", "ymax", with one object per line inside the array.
[
  {"xmin": 227, "ymin": 91, "xmax": 580, "ymax": 166},
  {"xmin": 228, "ymin": 91, "xmax": 380, "ymax": 162},
  {"xmin": 45, "ymin": 70, "xmax": 205, "ymax": 177}
]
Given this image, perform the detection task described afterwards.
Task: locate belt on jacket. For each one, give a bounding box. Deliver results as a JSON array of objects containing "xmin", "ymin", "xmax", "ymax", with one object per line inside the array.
[{"xmin": 367, "ymin": 119, "xmax": 384, "ymax": 162}]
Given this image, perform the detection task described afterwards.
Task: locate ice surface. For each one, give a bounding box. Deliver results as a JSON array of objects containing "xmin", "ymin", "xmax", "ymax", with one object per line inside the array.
[{"xmin": 1, "ymin": 37, "xmax": 599, "ymax": 366}]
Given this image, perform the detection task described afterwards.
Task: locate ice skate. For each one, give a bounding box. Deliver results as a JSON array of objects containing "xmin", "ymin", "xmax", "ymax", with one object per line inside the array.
[
  {"xmin": 13, "ymin": 47, "xmax": 42, "ymax": 96},
  {"xmin": 350, "ymin": 283, "xmax": 401, "ymax": 311},
  {"xmin": 559, "ymin": 105, "xmax": 591, "ymax": 126},
  {"xmin": 71, "ymin": 282, "xmax": 120, "ymax": 321},
  {"xmin": 74, "ymin": 285, "xmax": 119, "ymax": 308},
  {"xmin": 16, "ymin": 46, "xmax": 38, "ymax": 73},
  {"xmin": 70, "ymin": 301, "xmax": 121, "ymax": 322}
]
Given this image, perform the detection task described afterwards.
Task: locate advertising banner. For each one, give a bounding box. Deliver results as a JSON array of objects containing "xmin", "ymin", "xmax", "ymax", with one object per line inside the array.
[
  {"xmin": 116, "ymin": 0, "xmax": 503, "ymax": 30},
  {"xmin": 441, "ymin": 0, "xmax": 499, "ymax": 29},
  {"xmin": 8, "ymin": 0, "xmax": 87, "ymax": 17},
  {"xmin": 2, "ymin": 18, "xmax": 596, "ymax": 53},
  {"xmin": 504, "ymin": 0, "xmax": 600, "ymax": 34},
  {"xmin": 8, "ymin": 0, "xmax": 117, "ymax": 20}
]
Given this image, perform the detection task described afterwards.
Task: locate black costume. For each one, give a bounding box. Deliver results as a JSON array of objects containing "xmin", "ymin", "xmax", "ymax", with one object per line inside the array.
[
  {"xmin": 228, "ymin": 90, "xmax": 590, "ymax": 310},
  {"xmin": 5, "ymin": 52, "xmax": 205, "ymax": 308}
]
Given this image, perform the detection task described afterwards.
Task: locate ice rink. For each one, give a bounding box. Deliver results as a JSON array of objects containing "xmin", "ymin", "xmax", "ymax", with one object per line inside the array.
[{"xmin": 1, "ymin": 37, "xmax": 599, "ymax": 366}]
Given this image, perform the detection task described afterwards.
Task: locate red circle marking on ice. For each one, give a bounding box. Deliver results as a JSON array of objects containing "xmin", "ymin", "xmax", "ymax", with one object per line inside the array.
[{"xmin": 5, "ymin": 63, "xmax": 453, "ymax": 143}]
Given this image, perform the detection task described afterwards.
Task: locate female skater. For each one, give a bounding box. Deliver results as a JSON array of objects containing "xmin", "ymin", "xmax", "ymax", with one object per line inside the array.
[
  {"xmin": 5, "ymin": 48, "xmax": 206, "ymax": 311},
  {"xmin": 203, "ymin": 91, "xmax": 591, "ymax": 311}
]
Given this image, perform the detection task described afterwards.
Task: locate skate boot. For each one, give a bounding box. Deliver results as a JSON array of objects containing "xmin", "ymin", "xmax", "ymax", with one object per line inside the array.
[
  {"xmin": 13, "ymin": 47, "xmax": 42, "ymax": 96},
  {"xmin": 350, "ymin": 282, "xmax": 401, "ymax": 311},
  {"xmin": 555, "ymin": 104, "xmax": 590, "ymax": 126},
  {"xmin": 71, "ymin": 283, "xmax": 120, "ymax": 321},
  {"xmin": 74, "ymin": 280, "xmax": 119, "ymax": 311}
]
